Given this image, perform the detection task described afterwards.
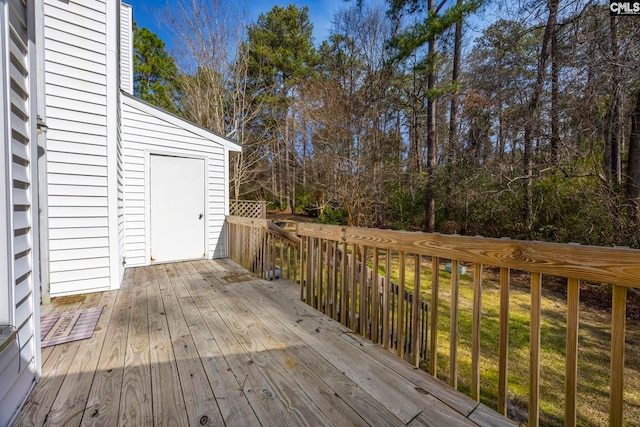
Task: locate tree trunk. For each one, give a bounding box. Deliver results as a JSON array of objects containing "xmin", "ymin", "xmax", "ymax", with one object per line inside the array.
[
  {"xmin": 443, "ymin": 6, "xmax": 462, "ymax": 222},
  {"xmin": 410, "ymin": 69, "xmax": 422, "ymax": 173},
  {"xmin": 285, "ymin": 116, "xmax": 292, "ymax": 212},
  {"xmin": 522, "ymin": 0, "xmax": 558, "ymax": 229},
  {"xmin": 447, "ymin": 0, "xmax": 462, "ymax": 166},
  {"xmin": 606, "ymin": 16, "xmax": 622, "ymax": 185},
  {"xmin": 425, "ymin": 0, "xmax": 437, "ymax": 233},
  {"xmin": 626, "ymin": 91, "xmax": 640, "ymax": 221},
  {"xmin": 550, "ymin": 22, "xmax": 560, "ymax": 163}
]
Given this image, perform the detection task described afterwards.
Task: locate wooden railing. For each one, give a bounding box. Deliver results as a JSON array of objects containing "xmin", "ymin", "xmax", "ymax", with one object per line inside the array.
[
  {"xmin": 226, "ymin": 216, "xmax": 299, "ymax": 281},
  {"xmin": 230, "ymin": 199, "xmax": 267, "ymax": 219},
  {"xmin": 299, "ymin": 236, "xmax": 430, "ymax": 361},
  {"xmin": 226, "ymin": 216, "xmax": 640, "ymax": 426}
]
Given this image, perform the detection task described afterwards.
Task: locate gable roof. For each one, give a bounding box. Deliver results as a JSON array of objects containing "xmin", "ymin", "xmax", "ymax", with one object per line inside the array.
[{"xmin": 121, "ymin": 92, "xmax": 242, "ymax": 152}]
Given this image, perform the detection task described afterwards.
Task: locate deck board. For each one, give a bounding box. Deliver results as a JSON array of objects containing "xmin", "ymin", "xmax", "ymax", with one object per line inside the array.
[
  {"xmin": 147, "ymin": 266, "xmax": 189, "ymax": 427},
  {"xmin": 15, "ymin": 259, "xmax": 516, "ymax": 427}
]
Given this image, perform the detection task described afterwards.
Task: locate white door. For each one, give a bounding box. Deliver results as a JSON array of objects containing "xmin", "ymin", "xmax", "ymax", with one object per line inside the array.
[{"xmin": 150, "ymin": 155, "xmax": 206, "ymax": 262}]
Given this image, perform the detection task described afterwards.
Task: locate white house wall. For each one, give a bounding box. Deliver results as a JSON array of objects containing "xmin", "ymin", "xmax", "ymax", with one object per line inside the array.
[
  {"xmin": 0, "ymin": 0, "xmax": 41, "ymax": 424},
  {"xmin": 43, "ymin": 0, "xmax": 122, "ymax": 296},
  {"xmin": 122, "ymin": 96, "xmax": 231, "ymax": 267}
]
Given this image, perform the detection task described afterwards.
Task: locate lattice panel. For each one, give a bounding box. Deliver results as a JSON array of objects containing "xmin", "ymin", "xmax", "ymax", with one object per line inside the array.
[{"xmin": 230, "ymin": 200, "xmax": 266, "ymax": 219}]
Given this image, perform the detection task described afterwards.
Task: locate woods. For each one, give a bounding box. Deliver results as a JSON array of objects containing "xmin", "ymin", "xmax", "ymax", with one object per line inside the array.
[{"xmin": 135, "ymin": 0, "xmax": 640, "ymax": 248}]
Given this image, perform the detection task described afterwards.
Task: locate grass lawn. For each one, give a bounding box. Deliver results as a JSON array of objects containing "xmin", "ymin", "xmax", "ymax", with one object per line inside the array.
[{"xmin": 379, "ymin": 254, "xmax": 640, "ymax": 426}]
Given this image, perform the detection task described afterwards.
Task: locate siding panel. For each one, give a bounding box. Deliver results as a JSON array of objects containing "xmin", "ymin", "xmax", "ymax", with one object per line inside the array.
[{"xmin": 44, "ymin": 0, "xmax": 111, "ymax": 296}]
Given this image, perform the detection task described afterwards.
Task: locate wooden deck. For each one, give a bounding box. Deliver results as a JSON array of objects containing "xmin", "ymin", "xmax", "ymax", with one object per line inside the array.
[{"xmin": 14, "ymin": 259, "xmax": 515, "ymax": 426}]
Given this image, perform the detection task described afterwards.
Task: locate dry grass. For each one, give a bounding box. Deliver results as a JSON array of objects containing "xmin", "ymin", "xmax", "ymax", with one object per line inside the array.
[{"xmin": 378, "ymin": 254, "xmax": 640, "ymax": 426}]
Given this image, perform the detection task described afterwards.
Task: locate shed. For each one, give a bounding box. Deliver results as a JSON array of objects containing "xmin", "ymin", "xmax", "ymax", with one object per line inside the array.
[{"xmin": 121, "ymin": 93, "xmax": 241, "ymax": 267}]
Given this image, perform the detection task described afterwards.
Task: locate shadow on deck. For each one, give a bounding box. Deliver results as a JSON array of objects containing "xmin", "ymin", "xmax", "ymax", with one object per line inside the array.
[{"xmin": 14, "ymin": 259, "xmax": 514, "ymax": 426}]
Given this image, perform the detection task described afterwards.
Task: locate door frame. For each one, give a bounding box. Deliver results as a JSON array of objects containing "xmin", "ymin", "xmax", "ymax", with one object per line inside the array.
[{"xmin": 144, "ymin": 149, "xmax": 209, "ymax": 264}]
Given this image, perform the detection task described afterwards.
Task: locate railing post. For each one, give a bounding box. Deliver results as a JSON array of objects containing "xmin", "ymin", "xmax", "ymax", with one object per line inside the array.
[
  {"xmin": 412, "ymin": 255, "xmax": 421, "ymax": 367},
  {"xmin": 565, "ymin": 278, "xmax": 580, "ymax": 425},
  {"xmin": 450, "ymin": 259, "xmax": 460, "ymax": 388},
  {"xmin": 471, "ymin": 263, "xmax": 483, "ymax": 401},
  {"xmin": 498, "ymin": 267, "xmax": 510, "ymax": 416},
  {"xmin": 429, "ymin": 257, "xmax": 439, "ymax": 377},
  {"xmin": 331, "ymin": 241, "xmax": 339, "ymax": 319},
  {"xmin": 382, "ymin": 249, "xmax": 391, "ymax": 350},
  {"xmin": 529, "ymin": 272, "xmax": 542, "ymax": 426},
  {"xmin": 350, "ymin": 247, "xmax": 358, "ymax": 330},
  {"xmin": 397, "ymin": 251, "xmax": 406, "ymax": 359},
  {"xmin": 610, "ymin": 285, "xmax": 626, "ymax": 427},
  {"xmin": 371, "ymin": 249, "xmax": 379, "ymax": 343},
  {"xmin": 340, "ymin": 243, "xmax": 348, "ymax": 326},
  {"xmin": 359, "ymin": 246, "xmax": 369, "ymax": 336}
]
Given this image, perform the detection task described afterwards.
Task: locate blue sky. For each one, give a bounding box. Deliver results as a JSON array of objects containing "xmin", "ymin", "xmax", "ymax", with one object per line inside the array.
[{"xmin": 124, "ymin": 0, "xmax": 352, "ymax": 50}]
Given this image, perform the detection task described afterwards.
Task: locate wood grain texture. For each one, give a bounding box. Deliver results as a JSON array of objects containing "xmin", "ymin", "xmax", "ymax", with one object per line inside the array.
[
  {"xmin": 81, "ymin": 287, "xmax": 133, "ymax": 426},
  {"xmin": 148, "ymin": 266, "xmax": 189, "ymax": 427},
  {"xmin": 383, "ymin": 249, "xmax": 392, "ymax": 350},
  {"xmin": 529, "ymin": 272, "xmax": 542, "ymax": 427},
  {"xmin": 13, "ymin": 293, "xmax": 105, "ymax": 426},
  {"xmin": 296, "ymin": 223, "xmax": 640, "ymax": 288},
  {"xmin": 18, "ymin": 259, "xmax": 514, "ymax": 427},
  {"xmin": 412, "ymin": 254, "xmax": 421, "ymax": 367},
  {"xmin": 161, "ymin": 265, "xmax": 224, "ymax": 427},
  {"xmin": 119, "ymin": 273, "xmax": 153, "ymax": 426},
  {"xmin": 610, "ymin": 285, "xmax": 626, "ymax": 427},
  {"xmin": 429, "ymin": 257, "xmax": 440, "ymax": 377},
  {"xmin": 218, "ymin": 259, "xmax": 480, "ymax": 421},
  {"xmin": 372, "ymin": 248, "xmax": 380, "ymax": 343},
  {"xmin": 469, "ymin": 403, "xmax": 518, "ymax": 426},
  {"xmin": 196, "ymin": 266, "xmax": 359, "ymax": 426},
  {"xmin": 565, "ymin": 277, "xmax": 579, "ymax": 426},
  {"xmin": 471, "ymin": 263, "xmax": 482, "ymax": 402},
  {"xmin": 449, "ymin": 260, "xmax": 459, "ymax": 389},
  {"xmin": 44, "ymin": 291, "xmax": 116, "ymax": 426},
  {"xmin": 497, "ymin": 268, "xmax": 510, "ymax": 415},
  {"xmin": 396, "ymin": 251, "xmax": 405, "ymax": 359},
  {"xmin": 407, "ymin": 395, "xmax": 476, "ymax": 426}
]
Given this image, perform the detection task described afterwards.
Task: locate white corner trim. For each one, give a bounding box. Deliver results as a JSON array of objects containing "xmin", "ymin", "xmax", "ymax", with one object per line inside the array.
[
  {"xmin": 0, "ymin": 0, "xmax": 12, "ymax": 325},
  {"xmin": 106, "ymin": 0, "xmax": 120, "ymax": 290}
]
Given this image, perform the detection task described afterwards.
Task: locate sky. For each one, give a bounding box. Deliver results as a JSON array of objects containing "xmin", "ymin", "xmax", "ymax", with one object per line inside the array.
[{"xmin": 124, "ymin": 0, "xmax": 351, "ymax": 50}]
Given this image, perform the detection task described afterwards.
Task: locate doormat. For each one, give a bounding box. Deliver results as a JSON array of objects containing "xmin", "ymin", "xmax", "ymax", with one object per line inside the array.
[{"xmin": 40, "ymin": 306, "xmax": 103, "ymax": 348}]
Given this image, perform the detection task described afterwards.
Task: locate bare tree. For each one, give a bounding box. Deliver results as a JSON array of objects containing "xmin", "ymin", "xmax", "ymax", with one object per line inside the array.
[
  {"xmin": 163, "ymin": 0, "xmax": 267, "ymax": 199},
  {"xmin": 522, "ymin": 0, "xmax": 559, "ymax": 229}
]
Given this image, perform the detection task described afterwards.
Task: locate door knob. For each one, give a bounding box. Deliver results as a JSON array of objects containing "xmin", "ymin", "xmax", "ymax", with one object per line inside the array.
[{"xmin": 199, "ymin": 213, "xmax": 203, "ymax": 219}]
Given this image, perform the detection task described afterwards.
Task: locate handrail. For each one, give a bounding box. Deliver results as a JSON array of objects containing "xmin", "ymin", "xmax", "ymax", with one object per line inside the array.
[{"xmin": 296, "ymin": 223, "xmax": 640, "ymax": 287}]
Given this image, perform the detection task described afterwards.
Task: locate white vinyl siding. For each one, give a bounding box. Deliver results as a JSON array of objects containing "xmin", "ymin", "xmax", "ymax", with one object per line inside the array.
[
  {"xmin": 44, "ymin": 0, "xmax": 113, "ymax": 296},
  {"xmin": 119, "ymin": 2, "xmax": 132, "ymax": 94},
  {"xmin": 0, "ymin": 0, "xmax": 40, "ymax": 424},
  {"xmin": 122, "ymin": 96, "xmax": 234, "ymax": 267}
]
